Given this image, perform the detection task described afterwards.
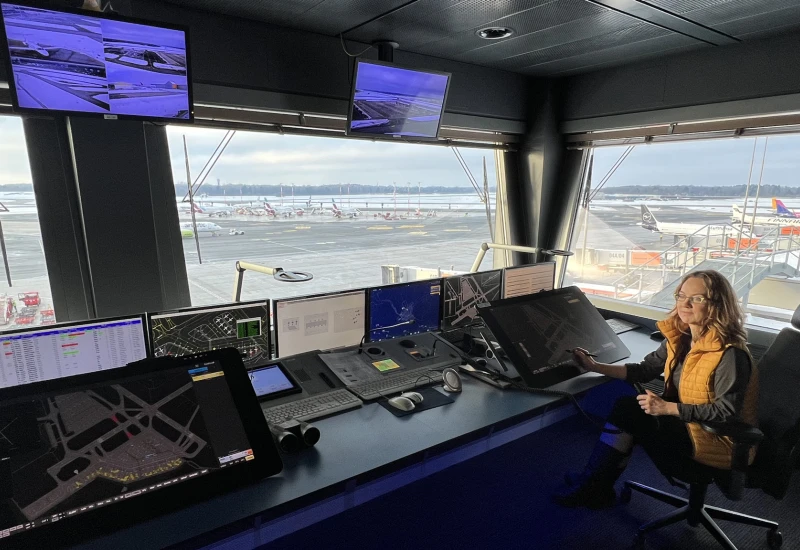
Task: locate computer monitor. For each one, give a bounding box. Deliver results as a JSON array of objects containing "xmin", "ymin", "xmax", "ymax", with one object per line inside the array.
[
  {"xmin": 478, "ymin": 286, "xmax": 630, "ymax": 388},
  {"xmin": 148, "ymin": 301, "xmax": 271, "ymax": 368},
  {"xmin": 0, "ymin": 2, "xmax": 193, "ymax": 121},
  {"xmin": 502, "ymin": 262, "xmax": 556, "ymax": 299},
  {"xmin": 368, "ymin": 279, "xmax": 442, "ymax": 341},
  {"xmin": 346, "ymin": 59, "xmax": 451, "ymax": 139},
  {"xmin": 0, "ymin": 349, "xmax": 281, "ymax": 544},
  {"xmin": 0, "ymin": 316, "xmax": 147, "ymax": 389},
  {"xmin": 442, "ymin": 269, "xmax": 503, "ymax": 331},
  {"xmin": 274, "ymin": 290, "xmax": 366, "ymax": 358}
]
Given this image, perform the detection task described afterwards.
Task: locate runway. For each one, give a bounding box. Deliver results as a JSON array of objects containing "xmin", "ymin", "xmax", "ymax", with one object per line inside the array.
[{"xmin": 0, "ymin": 198, "xmax": 761, "ymax": 314}]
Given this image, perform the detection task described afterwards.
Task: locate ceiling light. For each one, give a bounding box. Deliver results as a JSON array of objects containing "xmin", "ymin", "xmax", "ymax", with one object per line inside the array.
[{"xmin": 477, "ymin": 27, "xmax": 514, "ymax": 40}]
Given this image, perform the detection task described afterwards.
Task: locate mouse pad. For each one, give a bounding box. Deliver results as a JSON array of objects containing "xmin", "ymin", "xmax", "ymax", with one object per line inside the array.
[{"xmin": 378, "ymin": 387, "xmax": 455, "ymax": 417}]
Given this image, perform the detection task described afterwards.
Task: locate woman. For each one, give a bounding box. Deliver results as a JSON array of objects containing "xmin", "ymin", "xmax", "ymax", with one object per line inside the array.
[{"xmin": 553, "ymin": 270, "xmax": 758, "ymax": 509}]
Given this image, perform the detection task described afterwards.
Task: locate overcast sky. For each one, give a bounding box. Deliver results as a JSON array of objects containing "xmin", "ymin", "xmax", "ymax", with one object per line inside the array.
[
  {"xmin": 3, "ymin": 115, "xmax": 800, "ymax": 188},
  {"xmin": 166, "ymin": 126, "xmax": 494, "ymax": 189},
  {"xmin": 594, "ymin": 136, "xmax": 800, "ymax": 187}
]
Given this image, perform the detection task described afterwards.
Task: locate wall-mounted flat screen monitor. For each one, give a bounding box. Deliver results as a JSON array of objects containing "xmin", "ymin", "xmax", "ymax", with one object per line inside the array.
[
  {"xmin": 346, "ymin": 59, "xmax": 450, "ymax": 139},
  {"xmin": 0, "ymin": 2, "xmax": 193, "ymax": 121}
]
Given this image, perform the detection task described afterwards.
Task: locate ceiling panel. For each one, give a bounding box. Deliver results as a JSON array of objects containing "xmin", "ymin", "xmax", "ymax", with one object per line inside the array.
[
  {"xmin": 645, "ymin": 0, "xmax": 800, "ymax": 39},
  {"xmin": 446, "ymin": 9, "xmax": 643, "ymax": 65},
  {"xmin": 406, "ymin": 0, "xmax": 611, "ymax": 60},
  {"xmin": 156, "ymin": 0, "xmax": 793, "ymax": 77}
]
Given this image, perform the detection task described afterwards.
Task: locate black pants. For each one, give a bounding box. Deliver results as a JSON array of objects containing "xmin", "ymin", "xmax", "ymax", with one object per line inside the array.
[{"xmin": 607, "ymin": 395, "xmax": 694, "ymax": 474}]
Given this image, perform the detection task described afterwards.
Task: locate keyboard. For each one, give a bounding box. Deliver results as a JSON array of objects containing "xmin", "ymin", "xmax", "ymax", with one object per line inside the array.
[
  {"xmin": 606, "ymin": 318, "xmax": 640, "ymax": 335},
  {"xmin": 263, "ymin": 389, "xmax": 362, "ymax": 425},
  {"xmin": 347, "ymin": 368, "xmax": 443, "ymax": 401}
]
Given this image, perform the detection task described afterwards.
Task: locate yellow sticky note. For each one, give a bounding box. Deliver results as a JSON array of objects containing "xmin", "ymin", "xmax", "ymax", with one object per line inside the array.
[{"xmin": 372, "ymin": 359, "xmax": 401, "ymax": 372}]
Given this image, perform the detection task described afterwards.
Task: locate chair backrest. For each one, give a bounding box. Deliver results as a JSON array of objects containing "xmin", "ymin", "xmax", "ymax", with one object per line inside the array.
[{"xmin": 749, "ymin": 309, "xmax": 800, "ymax": 499}]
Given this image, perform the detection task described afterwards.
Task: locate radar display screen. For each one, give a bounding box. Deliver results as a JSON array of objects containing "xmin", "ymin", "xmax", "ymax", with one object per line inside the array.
[
  {"xmin": 149, "ymin": 302, "xmax": 270, "ymax": 368},
  {"xmin": 368, "ymin": 279, "xmax": 442, "ymax": 341},
  {"xmin": 442, "ymin": 270, "xmax": 502, "ymax": 331},
  {"xmin": 0, "ymin": 359, "xmax": 256, "ymax": 540}
]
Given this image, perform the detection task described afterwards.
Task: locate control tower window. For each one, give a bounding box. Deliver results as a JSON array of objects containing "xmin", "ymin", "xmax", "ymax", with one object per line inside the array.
[
  {"xmin": 0, "ymin": 116, "xmax": 55, "ymax": 330},
  {"xmin": 567, "ymin": 137, "xmax": 800, "ymax": 330},
  {"xmin": 166, "ymin": 126, "xmax": 500, "ymax": 306}
]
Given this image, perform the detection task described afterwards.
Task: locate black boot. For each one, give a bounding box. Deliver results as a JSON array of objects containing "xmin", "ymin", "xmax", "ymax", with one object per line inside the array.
[{"xmin": 552, "ymin": 442, "xmax": 629, "ymax": 509}]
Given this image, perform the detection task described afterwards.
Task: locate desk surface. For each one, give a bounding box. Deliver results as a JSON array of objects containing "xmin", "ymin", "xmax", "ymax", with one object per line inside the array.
[{"xmin": 71, "ymin": 329, "xmax": 656, "ymax": 550}]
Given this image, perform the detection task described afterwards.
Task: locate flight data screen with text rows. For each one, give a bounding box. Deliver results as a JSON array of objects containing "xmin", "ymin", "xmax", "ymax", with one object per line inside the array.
[{"xmin": 0, "ymin": 318, "xmax": 147, "ymax": 389}]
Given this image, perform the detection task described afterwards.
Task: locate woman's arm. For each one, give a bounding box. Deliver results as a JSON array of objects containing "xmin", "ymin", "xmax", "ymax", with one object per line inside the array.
[{"xmin": 573, "ymin": 340, "xmax": 667, "ymax": 381}]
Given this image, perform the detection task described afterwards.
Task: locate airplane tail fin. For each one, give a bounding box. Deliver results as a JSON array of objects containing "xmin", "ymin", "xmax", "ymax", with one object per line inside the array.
[
  {"xmin": 775, "ymin": 199, "xmax": 793, "ymax": 215},
  {"xmin": 640, "ymin": 204, "xmax": 658, "ymax": 229},
  {"xmin": 192, "ymin": 203, "xmax": 204, "ymax": 213}
]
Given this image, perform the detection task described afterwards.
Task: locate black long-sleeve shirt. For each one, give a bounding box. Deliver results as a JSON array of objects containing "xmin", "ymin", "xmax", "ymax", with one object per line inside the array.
[{"xmin": 625, "ymin": 341, "xmax": 752, "ymax": 423}]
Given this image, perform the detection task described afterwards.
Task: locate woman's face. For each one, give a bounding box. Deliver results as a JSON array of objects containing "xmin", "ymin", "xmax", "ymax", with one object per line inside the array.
[{"xmin": 676, "ymin": 277, "xmax": 710, "ymax": 328}]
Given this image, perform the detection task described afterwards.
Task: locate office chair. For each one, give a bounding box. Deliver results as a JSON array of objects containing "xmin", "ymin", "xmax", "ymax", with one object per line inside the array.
[{"xmin": 623, "ymin": 305, "xmax": 800, "ymax": 550}]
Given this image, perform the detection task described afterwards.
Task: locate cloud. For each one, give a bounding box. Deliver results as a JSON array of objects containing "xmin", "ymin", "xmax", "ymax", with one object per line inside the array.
[
  {"xmin": 167, "ymin": 125, "xmax": 494, "ymax": 188},
  {"xmin": 597, "ymin": 137, "xmax": 800, "ymax": 188},
  {"xmin": 0, "ymin": 116, "xmax": 33, "ymax": 184}
]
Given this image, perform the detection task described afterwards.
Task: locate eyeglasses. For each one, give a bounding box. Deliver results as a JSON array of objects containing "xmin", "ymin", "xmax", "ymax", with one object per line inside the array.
[{"xmin": 674, "ymin": 293, "xmax": 708, "ymax": 304}]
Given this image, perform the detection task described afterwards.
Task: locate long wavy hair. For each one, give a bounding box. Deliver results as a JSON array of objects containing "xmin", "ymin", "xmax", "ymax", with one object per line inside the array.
[{"xmin": 667, "ymin": 270, "xmax": 748, "ymax": 368}]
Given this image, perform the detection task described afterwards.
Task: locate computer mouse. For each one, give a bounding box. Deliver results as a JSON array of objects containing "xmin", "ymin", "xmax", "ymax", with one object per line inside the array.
[
  {"xmin": 400, "ymin": 391, "xmax": 424, "ymax": 404},
  {"xmin": 399, "ymin": 339, "xmax": 416, "ymax": 348},
  {"xmin": 650, "ymin": 330, "xmax": 666, "ymax": 341},
  {"xmin": 387, "ymin": 395, "xmax": 416, "ymax": 411}
]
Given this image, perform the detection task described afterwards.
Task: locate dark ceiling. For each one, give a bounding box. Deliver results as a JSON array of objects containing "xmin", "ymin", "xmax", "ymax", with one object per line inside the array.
[{"xmin": 157, "ymin": 0, "xmax": 800, "ymax": 76}]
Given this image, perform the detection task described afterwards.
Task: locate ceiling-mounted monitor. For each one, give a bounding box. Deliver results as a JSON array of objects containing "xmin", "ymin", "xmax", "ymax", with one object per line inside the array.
[
  {"xmin": 0, "ymin": 1, "xmax": 193, "ymax": 121},
  {"xmin": 346, "ymin": 59, "xmax": 450, "ymax": 140}
]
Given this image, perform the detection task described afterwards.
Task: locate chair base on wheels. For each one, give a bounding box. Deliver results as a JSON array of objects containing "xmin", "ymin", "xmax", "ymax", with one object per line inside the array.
[{"xmin": 622, "ymin": 480, "xmax": 783, "ymax": 550}]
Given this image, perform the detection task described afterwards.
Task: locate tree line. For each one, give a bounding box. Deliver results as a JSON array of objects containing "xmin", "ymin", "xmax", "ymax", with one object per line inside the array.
[
  {"xmin": 174, "ymin": 183, "xmax": 494, "ymax": 196},
  {"xmin": 600, "ymin": 184, "xmax": 800, "ymax": 197}
]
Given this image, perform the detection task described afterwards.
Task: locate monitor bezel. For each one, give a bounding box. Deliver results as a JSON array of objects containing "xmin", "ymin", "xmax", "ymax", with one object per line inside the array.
[
  {"xmin": 272, "ymin": 289, "xmax": 367, "ymax": 359},
  {"xmin": 345, "ymin": 58, "xmax": 452, "ymax": 142},
  {"xmin": 147, "ymin": 300, "xmax": 271, "ymax": 367},
  {"xmin": 248, "ymin": 360, "xmax": 302, "ymax": 402},
  {"xmin": 441, "ymin": 268, "xmax": 504, "ymax": 332},
  {"xmin": 501, "ymin": 261, "xmax": 557, "ymax": 299},
  {"xmin": 366, "ymin": 278, "xmax": 444, "ymax": 343},
  {"xmin": 0, "ymin": 348, "xmax": 282, "ymax": 548},
  {"xmin": 0, "ymin": 0, "xmax": 195, "ymax": 123},
  {"xmin": 0, "ymin": 312, "xmax": 150, "ymax": 359},
  {"xmin": 477, "ymin": 286, "xmax": 630, "ymax": 387}
]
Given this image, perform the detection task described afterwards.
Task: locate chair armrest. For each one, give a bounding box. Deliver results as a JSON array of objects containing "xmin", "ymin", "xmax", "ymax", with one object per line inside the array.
[{"xmin": 700, "ymin": 419, "xmax": 763, "ymax": 445}]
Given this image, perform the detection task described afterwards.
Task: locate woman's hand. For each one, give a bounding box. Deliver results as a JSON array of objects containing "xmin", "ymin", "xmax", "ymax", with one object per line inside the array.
[
  {"xmin": 572, "ymin": 348, "xmax": 598, "ymax": 371},
  {"xmin": 637, "ymin": 390, "xmax": 679, "ymax": 417}
]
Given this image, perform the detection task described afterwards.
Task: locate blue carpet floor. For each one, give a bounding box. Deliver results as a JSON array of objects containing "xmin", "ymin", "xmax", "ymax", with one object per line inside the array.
[{"xmin": 261, "ymin": 413, "xmax": 800, "ymax": 550}]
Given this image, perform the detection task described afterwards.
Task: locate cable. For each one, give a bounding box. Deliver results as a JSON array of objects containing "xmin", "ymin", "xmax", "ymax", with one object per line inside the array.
[
  {"xmin": 340, "ymin": 34, "xmax": 373, "ymax": 57},
  {"xmin": 458, "ymin": 353, "xmax": 623, "ymax": 435}
]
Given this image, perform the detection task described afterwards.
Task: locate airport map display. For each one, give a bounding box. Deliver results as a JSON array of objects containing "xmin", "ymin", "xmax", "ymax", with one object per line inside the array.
[
  {"xmin": 0, "ymin": 363, "xmax": 254, "ymax": 539},
  {"xmin": 369, "ymin": 280, "xmax": 441, "ymax": 341},
  {"xmin": 0, "ymin": 3, "xmax": 190, "ymax": 118},
  {"xmin": 481, "ymin": 288, "xmax": 626, "ymax": 376},
  {"xmin": 150, "ymin": 304, "xmax": 270, "ymax": 368},
  {"xmin": 442, "ymin": 270, "xmax": 502, "ymax": 330},
  {"xmin": 348, "ymin": 61, "xmax": 449, "ymax": 138}
]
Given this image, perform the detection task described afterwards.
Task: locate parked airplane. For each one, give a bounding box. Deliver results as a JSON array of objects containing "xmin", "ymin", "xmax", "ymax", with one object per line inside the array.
[
  {"xmin": 772, "ymin": 198, "xmax": 800, "ymax": 218},
  {"xmin": 640, "ymin": 205, "xmax": 735, "ymax": 237},
  {"xmin": 265, "ymin": 203, "xmax": 304, "ymax": 217},
  {"xmin": 179, "ymin": 202, "xmax": 234, "ymax": 217},
  {"xmin": 179, "ymin": 221, "xmax": 223, "ymax": 237},
  {"xmin": 732, "ymin": 205, "xmax": 800, "ymax": 227},
  {"xmin": 332, "ymin": 200, "xmax": 361, "ymax": 219}
]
